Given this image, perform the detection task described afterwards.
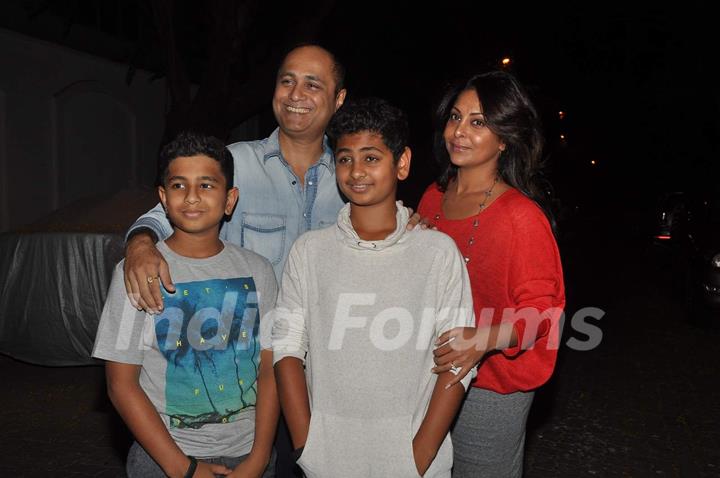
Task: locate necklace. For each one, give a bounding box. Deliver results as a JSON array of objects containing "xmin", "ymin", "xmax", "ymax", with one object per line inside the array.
[{"xmin": 435, "ymin": 175, "xmax": 499, "ymax": 264}]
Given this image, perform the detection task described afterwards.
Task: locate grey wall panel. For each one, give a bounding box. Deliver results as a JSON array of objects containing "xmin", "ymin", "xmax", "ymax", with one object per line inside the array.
[
  {"xmin": 52, "ymin": 81, "xmax": 138, "ymax": 208},
  {"xmin": 0, "ymin": 28, "xmax": 165, "ymax": 229}
]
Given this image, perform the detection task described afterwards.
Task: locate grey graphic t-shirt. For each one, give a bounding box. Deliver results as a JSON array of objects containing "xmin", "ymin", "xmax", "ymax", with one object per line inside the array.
[{"xmin": 93, "ymin": 241, "xmax": 277, "ymax": 458}]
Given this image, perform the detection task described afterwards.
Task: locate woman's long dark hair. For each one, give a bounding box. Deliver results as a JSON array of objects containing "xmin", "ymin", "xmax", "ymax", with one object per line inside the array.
[{"xmin": 433, "ymin": 71, "xmax": 556, "ymax": 230}]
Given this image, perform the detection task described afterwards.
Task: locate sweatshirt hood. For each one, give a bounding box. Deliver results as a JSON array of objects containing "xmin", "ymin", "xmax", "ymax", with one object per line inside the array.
[{"xmin": 335, "ymin": 201, "xmax": 410, "ymax": 251}]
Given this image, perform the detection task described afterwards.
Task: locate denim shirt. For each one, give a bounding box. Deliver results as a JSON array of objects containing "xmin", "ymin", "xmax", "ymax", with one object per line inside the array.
[{"xmin": 128, "ymin": 128, "xmax": 345, "ymax": 280}]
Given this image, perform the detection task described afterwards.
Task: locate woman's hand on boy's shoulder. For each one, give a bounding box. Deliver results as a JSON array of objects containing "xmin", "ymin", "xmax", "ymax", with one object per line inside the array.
[{"xmin": 404, "ymin": 203, "xmax": 436, "ymax": 231}]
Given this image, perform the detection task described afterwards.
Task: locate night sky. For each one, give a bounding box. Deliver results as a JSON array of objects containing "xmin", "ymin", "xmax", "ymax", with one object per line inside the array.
[
  {"xmin": 314, "ymin": 2, "xmax": 718, "ymax": 210},
  {"xmin": 4, "ymin": 0, "xmax": 717, "ymax": 212}
]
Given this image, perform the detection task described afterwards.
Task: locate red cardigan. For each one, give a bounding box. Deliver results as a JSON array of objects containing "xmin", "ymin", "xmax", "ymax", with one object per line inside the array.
[{"xmin": 418, "ymin": 184, "xmax": 565, "ymax": 393}]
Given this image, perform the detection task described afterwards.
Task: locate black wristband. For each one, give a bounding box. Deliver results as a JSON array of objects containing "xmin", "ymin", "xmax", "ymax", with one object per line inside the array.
[
  {"xmin": 184, "ymin": 456, "xmax": 197, "ymax": 478},
  {"xmin": 291, "ymin": 446, "xmax": 304, "ymax": 463}
]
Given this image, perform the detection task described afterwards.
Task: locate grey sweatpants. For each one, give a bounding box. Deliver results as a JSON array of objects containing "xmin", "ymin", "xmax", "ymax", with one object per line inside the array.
[
  {"xmin": 126, "ymin": 441, "xmax": 276, "ymax": 477},
  {"xmin": 451, "ymin": 387, "xmax": 534, "ymax": 478}
]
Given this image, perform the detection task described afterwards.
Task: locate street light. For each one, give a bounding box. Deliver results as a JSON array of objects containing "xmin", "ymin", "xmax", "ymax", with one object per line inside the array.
[{"xmin": 501, "ymin": 57, "xmax": 511, "ymax": 67}]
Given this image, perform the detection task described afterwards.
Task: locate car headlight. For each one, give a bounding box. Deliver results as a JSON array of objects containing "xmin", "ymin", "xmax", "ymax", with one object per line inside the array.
[{"xmin": 713, "ymin": 253, "xmax": 720, "ymax": 268}]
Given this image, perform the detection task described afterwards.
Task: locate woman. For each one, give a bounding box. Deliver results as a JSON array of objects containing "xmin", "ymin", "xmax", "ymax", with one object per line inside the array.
[{"xmin": 417, "ymin": 71, "xmax": 565, "ymax": 477}]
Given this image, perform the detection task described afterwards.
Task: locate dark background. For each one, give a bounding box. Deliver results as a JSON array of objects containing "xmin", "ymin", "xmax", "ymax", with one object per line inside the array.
[
  {"xmin": 2, "ymin": 2, "xmax": 720, "ymax": 476},
  {"xmin": 4, "ymin": 0, "xmax": 717, "ymax": 214}
]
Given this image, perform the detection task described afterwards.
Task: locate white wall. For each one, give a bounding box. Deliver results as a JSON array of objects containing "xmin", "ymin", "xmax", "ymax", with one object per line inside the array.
[{"xmin": 0, "ymin": 28, "xmax": 166, "ymax": 232}]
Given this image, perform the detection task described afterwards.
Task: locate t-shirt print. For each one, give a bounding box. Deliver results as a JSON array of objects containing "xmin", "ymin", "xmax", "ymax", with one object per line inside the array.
[{"xmin": 154, "ymin": 277, "xmax": 260, "ymax": 429}]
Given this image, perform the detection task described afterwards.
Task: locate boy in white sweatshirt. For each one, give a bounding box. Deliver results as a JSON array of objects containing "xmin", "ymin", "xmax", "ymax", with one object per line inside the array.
[{"xmin": 272, "ymin": 98, "xmax": 475, "ymax": 478}]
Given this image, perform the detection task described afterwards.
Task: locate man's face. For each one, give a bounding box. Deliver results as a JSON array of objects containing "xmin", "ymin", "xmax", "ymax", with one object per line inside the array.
[
  {"xmin": 334, "ymin": 131, "xmax": 410, "ymax": 210},
  {"xmin": 272, "ymin": 46, "xmax": 346, "ymax": 140},
  {"xmin": 158, "ymin": 155, "xmax": 238, "ymax": 237}
]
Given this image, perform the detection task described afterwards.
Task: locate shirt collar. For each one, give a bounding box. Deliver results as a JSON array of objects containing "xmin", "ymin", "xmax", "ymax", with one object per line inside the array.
[{"xmin": 262, "ymin": 127, "xmax": 335, "ymax": 171}]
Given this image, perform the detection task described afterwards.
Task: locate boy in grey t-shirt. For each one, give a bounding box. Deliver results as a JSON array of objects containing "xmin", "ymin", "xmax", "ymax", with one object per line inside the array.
[{"xmin": 93, "ymin": 132, "xmax": 278, "ymax": 478}]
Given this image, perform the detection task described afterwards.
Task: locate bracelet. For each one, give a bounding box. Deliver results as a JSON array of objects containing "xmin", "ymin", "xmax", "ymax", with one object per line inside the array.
[{"xmin": 184, "ymin": 456, "xmax": 197, "ymax": 478}]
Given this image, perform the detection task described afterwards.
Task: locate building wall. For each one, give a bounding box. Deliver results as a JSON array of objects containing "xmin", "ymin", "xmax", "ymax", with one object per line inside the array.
[
  {"xmin": 0, "ymin": 28, "xmax": 166, "ymax": 232},
  {"xmin": 0, "ymin": 89, "xmax": 7, "ymax": 231}
]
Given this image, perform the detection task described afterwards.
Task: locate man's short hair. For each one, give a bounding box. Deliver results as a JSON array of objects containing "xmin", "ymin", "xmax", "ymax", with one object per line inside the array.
[{"xmin": 280, "ymin": 43, "xmax": 346, "ymax": 94}]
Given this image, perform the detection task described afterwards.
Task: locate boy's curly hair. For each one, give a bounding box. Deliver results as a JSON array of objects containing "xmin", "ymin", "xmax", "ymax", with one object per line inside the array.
[{"xmin": 327, "ymin": 97, "xmax": 409, "ymax": 162}]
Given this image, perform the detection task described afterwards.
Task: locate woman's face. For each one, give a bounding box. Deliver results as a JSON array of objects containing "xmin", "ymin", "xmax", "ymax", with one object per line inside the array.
[{"xmin": 443, "ymin": 89, "xmax": 505, "ymax": 170}]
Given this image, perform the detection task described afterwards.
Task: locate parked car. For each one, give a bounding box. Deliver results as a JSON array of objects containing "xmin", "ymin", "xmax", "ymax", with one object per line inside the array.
[
  {"xmin": 649, "ymin": 191, "xmax": 720, "ymax": 324},
  {"xmin": 684, "ymin": 197, "xmax": 720, "ymax": 325},
  {"xmin": 652, "ymin": 191, "xmax": 690, "ymax": 243}
]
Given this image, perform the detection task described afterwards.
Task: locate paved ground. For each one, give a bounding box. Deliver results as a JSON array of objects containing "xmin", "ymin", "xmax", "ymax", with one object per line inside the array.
[
  {"xmin": 524, "ymin": 222, "xmax": 720, "ymax": 477},
  {"xmin": 1, "ymin": 214, "xmax": 719, "ymax": 477}
]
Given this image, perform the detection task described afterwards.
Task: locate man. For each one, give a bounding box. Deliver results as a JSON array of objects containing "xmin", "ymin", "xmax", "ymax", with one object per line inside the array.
[
  {"xmin": 122, "ymin": 44, "xmax": 347, "ymax": 478},
  {"xmin": 124, "ymin": 44, "xmax": 347, "ymax": 312}
]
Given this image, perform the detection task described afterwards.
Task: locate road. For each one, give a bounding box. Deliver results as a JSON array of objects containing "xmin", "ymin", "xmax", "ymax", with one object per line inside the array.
[{"xmin": 1, "ymin": 212, "xmax": 718, "ymax": 477}]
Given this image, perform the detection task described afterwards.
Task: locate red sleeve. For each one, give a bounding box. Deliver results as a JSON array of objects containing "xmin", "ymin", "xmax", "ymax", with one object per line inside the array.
[{"xmin": 501, "ymin": 201, "xmax": 565, "ymax": 357}]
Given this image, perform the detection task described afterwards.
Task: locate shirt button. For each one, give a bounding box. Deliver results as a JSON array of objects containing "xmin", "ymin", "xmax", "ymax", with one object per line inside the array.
[
  {"xmin": 303, "ymin": 213, "xmax": 307, "ymax": 218},
  {"xmin": 308, "ymin": 181, "xmax": 314, "ymax": 186}
]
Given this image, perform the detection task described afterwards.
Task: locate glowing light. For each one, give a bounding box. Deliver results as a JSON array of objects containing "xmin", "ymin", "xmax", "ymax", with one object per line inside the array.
[
  {"xmin": 591, "ymin": 160, "xmax": 596, "ymax": 165},
  {"xmin": 560, "ymin": 134, "xmax": 565, "ymax": 140},
  {"xmin": 559, "ymin": 111, "xmax": 565, "ymax": 119},
  {"xmin": 501, "ymin": 57, "xmax": 511, "ymax": 66}
]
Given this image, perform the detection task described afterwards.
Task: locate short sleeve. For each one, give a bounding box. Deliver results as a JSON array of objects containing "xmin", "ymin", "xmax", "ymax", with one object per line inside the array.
[{"xmin": 91, "ymin": 263, "xmax": 150, "ymax": 364}]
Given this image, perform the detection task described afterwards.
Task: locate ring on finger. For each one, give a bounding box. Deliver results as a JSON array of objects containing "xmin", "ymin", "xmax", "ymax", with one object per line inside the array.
[
  {"xmin": 450, "ymin": 361, "xmax": 462, "ymax": 375},
  {"xmin": 146, "ymin": 276, "xmax": 158, "ymax": 284}
]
